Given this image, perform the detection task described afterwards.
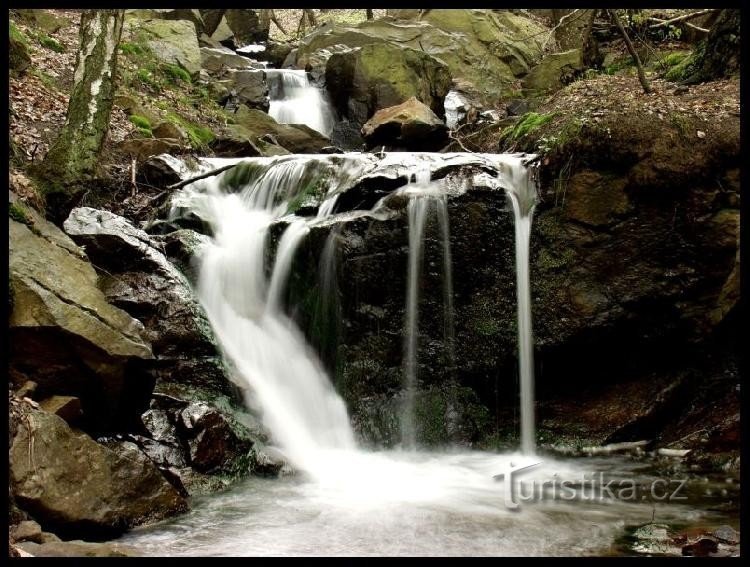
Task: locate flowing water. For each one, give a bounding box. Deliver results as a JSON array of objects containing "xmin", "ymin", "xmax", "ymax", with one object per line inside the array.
[
  {"xmin": 118, "ymin": 153, "xmax": 737, "ymax": 556},
  {"xmin": 266, "ymin": 69, "xmax": 336, "ymax": 137}
]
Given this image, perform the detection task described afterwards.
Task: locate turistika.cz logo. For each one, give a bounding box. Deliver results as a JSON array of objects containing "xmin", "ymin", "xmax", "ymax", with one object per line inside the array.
[{"xmin": 493, "ymin": 460, "xmax": 688, "ymax": 510}]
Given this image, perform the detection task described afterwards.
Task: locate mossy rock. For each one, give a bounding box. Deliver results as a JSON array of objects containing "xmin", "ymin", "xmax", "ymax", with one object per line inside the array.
[{"xmin": 9, "ymin": 23, "xmax": 31, "ymax": 74}]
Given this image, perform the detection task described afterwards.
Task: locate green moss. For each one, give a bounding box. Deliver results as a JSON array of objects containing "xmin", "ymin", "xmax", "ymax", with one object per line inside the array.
[
  {"xmin": 135, "ymin": 67, "xmax": 161, "ymax": 90},
  {"xmin": 164, "ymin": 112, "xmax": 214, "ymax": 149},
  {"xmin": 38, "ymin": 34, "xmax": 64, "ymax": 53},
  {"xmin": 28, "ymin": 67, "xmax": 57, "ymax": 90},
  {"xmin": 502, "ymin": 112, "xmax": 555, "ymax": 143},
  {"xmin": 9, "ymin": 21, "xmax": 28, "ymax": 45},
  {"xmin": 669, "ymin": 113, "xmax": 692, "ymax": 139},
  {"xmin": 9, "ymin": 202, "xmax": 31, "ymax": 225},
  {"xmin": 474, "ymin": 318, "xmax": 502, "ymax": 337},
  {"xmin": 128, "ymin": 114, "xmax": 152, "ymax": 130},
  {"xmin": 162, "ymin": 63, "xmax": 192, "ymax": 84},
  {"xmin": 119, "ymin": 42, "xmax": 147, "ymax": 57}
]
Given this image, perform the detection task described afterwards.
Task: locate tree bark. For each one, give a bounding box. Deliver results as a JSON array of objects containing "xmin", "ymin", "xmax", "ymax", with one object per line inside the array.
[
  {"xmin": 366, "ymin": 9, "xmax": 374, "ymax": 20},
  {"xmin": 677, "ymin": 9, "xmax": 740, "ymax": 84},
  {"xmin": 40, "ymin": 10, "xmax": 124, "ymax": 187}
]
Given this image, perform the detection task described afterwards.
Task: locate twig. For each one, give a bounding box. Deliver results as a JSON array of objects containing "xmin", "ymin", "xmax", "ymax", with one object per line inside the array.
[
  {"xmin": 649, "ymin": 9, "xmax": 715, "ymax": 29},
  {"xmin": 608, "ymin": 9, "xmax": 652, "ymax": 94},
  {"xmin": 166, "ymin": 163, "xmax": 238, "ymax": 190},
  {"xmin": 648, "ymin": 17, "xmax": 709, "ymax": 33},
  {"xmin": 130, "ymin": 157, "xmax": 137, "ymax": 197},
  {"xmin": 447, "ymin": 129, "xmax": 474, "ymax": 153}
]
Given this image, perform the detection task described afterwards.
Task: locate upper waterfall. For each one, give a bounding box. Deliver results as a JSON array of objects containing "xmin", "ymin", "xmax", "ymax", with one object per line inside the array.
[{"xmin": 266, "ymin": 69, "xmax": 336, "ymax": 137}]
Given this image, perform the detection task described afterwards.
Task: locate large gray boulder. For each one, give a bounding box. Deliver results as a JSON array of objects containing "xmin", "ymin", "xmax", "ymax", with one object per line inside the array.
[
  {"xmin": 124, "ymin": 18, "xmax": 202, "ymax": 78},
  {"xmin": 9, "ymin": 203, "xmax": 153, "ymax": 431},
  {"xmin": 9, "ymin": 404, "xmax": 187, "ymax": 538},
  {"xmin": 63, "ymin": 207, "xmax": 236, "ymax": 404}
]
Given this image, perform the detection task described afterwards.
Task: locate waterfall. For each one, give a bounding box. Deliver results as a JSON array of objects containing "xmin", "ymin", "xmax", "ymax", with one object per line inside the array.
[
  {"xmin": 500, "ymin": 158, "xmax": 539, "ymax": 455},
  {"xmin": 266, "ymin": 69, "xmax": 335, "ymax": 137},
  {"xmin": 171, "ymin": 152, "xmax": 538, "ymax": 469}
]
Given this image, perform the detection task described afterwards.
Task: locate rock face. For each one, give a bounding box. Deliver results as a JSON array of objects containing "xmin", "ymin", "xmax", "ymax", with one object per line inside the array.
[
  {"xmin": 326, "ymin": 43, "xmax": 452, "ymax": 127},
  {"xmin": 9, "ymin": 405, "xmax": 187, "ymax": 539},
  {"xmin": 294, "ymin": 10, "xmax": 547, "ymax": 106},
  {"xmin": 63, "ymin": 207, "xmax": 237, "ymax": 405},
  {"xmin": 522, "ymin": 49, "xmax": 584, "ymax": 94},
  {"xmin": 213, "ymin": 106, "xmax": 330, "ymax": 156},
  {"xmin": 9, "ymin": 207, "xmax": 153, "ymax": 432},
  {"xmin": 125, "ymin": 18, "xmax": 202, "ymax": 79},
  {"xmin": 200, "ymin": 46, "xmax": 260, "ymax": 74},
  {"xmin": 361, "ymin": 97, "xmax": 448, "ymax": 151}
]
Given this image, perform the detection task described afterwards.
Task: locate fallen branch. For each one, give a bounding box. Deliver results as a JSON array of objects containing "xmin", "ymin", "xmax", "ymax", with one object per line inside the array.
[
  {"xmin": 649, "ymin": 9, "xmax": 715, "ymax": 29},
  {"xmin": 130, "ymin": 157, "xmax": 137, "ymax": 197},
  {"xmin": 648, "ymin": 17, "xmax": 709, "ymax": 33},
  {"xmin": 166, "ymin": 163, "xmax": 238, "ymax": 190}
]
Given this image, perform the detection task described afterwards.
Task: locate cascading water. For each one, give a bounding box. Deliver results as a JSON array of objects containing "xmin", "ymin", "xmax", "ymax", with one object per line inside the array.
[
  {"xmin": 498, "ymin": 157, "xmax": 539, "ymax": 455},
  {"xmin": 119, "ymin": 152, "xmax": 729, "ymax": 556},
  {"xmin": 401, "ymin": 167, "xmax": 457, "ymax": 448},
  {"xmin": 266, "ymin": 69, "xmax": 336, "ymax": 137}
]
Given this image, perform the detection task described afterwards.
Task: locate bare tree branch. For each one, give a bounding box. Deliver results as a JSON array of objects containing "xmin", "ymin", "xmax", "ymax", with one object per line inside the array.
[
  {"xmin": 649, "ymin": 9, "xmax": 716, "ymax": 29},
  {"xmin": 166, "ymin": 163, "xmax": 238, "ymax": 190},
  {"xmin": 608, "ymin": 9, "xmax": 652, "ymax": 94}
]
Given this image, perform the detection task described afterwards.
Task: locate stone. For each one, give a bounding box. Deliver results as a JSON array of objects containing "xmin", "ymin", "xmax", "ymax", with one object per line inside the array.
[
  {"xmin": 140, "ymin": 154, "xmax": 193, "ymax": 187},
  {"xmin": 119, "ymin": 138, "xmax": 183, "ymax": 161},
  {"xmin": 11, "ymin": 520, "xmax": 43, "ymax": 544},
  {"xmin": 712, "ymin": 525, "xmax": 739, "ymax": 545},
  {"xmin": 10, "ymin": 33, "xmax": 31, "ymax": 75},
  {"xmin": 223, "ymin": 9, "xmax": 268, "ymax": 44},
  {"xmin": 361, "ymin": 97, "xmax": 449, "ymax": 151},
  {"xmin": 63, "ymin": 208, "xmax": 237, "ymax": 403},
  {"xmin": 125, "ymin": 18, "xmax": 202, "ymax": 79},
  {"xmin": 523, "ymin": 49, "xmax": 584, "ymax": 94},
  {"xmin": 9, "ymin": 407, "xmax": 187, "ymax": 538},
  {"xmin": 151, "ymin": 122, "xmax": 185, "ymax": 140},
  {"xmin": 200, "ymin": 46, "xmax": 260, "ymax": 75},
  {"xmin": 38, "ymin": 395, "xmax": 82, "ymax": 425},
  {"xmin": 250, "ymin": 445, "xmax": 294, "ymax": 477},
  {"xmin": 178, "ymin": 402, "xmax": 254, "ymax": 474},
  {"xmin": 325, "ymin": 43, "xmax": 452, "ymax": 126},
  {"xmin": 682, "ymin": 537, "xmax": 719, "ymax": 557},
  {"xmin": 15, "ymin": 380, "xmax": 37, "ymax": 399},
  {"xmin": 216, "ymin": 106, "xmax": 330, "ymax": 155},
  {"xmin": 9, "ymin": 213, "xmax": 153, "ymax": 432},
  {"xmin": 142, "ymin": 408, "xmax": 179, "ymax": 444},
  {"xmin": 224, "ymin": 69, "xmax": 269, "ymax": 111},
  {"xmin": 17, "ymin": 540, "xmax": 139, "ymax": 557},
  {"xmin": 295, "ymin": 10, "xmax": 547, "ymax": 106}
]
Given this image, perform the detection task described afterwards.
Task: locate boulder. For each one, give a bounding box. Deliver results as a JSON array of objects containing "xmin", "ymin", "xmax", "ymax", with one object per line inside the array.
[
  {"xmin": 215, "ymin": 106, "xmax": 330, "ymax": 155},
  {"xmin": 38, "ymin": 395, "xmax": 82, "ymax": 425},
  {"xmin": 9, "ymin": 406, "xmax": 187, "ymax": 538},
  {"xmin": 223, "ymin": 9, "xmax": 268, "ymax": 44},
  {"xmin": 151, "ymin": 122, "xmax": 185, "ymax": 140},
  {"xmin": 522, "ymin": 49, "xmax": 584, "ymax": 94},
  {"xmin": 249, "ymin": 445, "xmax": 293, "ymax": 477},
  {"xmin": 294, "ymin": 10, "xmax": 547, "ymax": 106},
  {"xmin": 10, "ymin": 33, "xmax": 31, "ymax": 75},
  {"xmin": 63, "ymin": 207, "xmax": 237, "ymax": 404},
  {"xmin": 361, "ymin": 97, "xmax": 448, "ymax": 151},
  {"xmin": 224, "ymin": 69, "xmax": 269, "ymax": 111},
  {"xmin": 9, "ymin": 209, "xmax": 153, "ymax": 432},
  {"xmin": 325, "ymin": 43, "xmax": 452, "ymax": 126},
  {"xmin": 16, "ymin": 541, "xmax": 138, "ymax": 557},
  {"xmin": 11, "ymin": 520, "xmax": 43, "ymax": 544},
  {"xmin": 125, "ymin": 18, "xmax": 202, "ymax": 79},
  {"xmin": 200, "ymin": 46, "xmax": 260, "ymax": 75},
  {"xmin": 119, "ymin": 137, "xmax": 183, "ymax": 161},
  {"xmin": 177, "ymin": 402, "xmax": 254, "ymax": 473}
]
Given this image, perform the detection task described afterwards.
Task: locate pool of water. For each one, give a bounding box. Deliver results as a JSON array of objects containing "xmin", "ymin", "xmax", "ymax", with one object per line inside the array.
[{"xmin": 118, "ymin": 450, "xmax": 739, "ymax": 556}]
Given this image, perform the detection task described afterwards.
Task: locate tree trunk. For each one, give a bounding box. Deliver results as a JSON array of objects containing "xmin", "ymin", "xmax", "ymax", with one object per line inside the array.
[
  {"xmin": 677, "ymin": 9, "xmax": 740, "ymax": 84},
  {"xmin": 609, "ymin": 9, "xmax": 652, "ymax": 94},
  {"xmin": 39, "ymin": 10, "xmax": 124, "ymax": 188},
  {"xmin": 366, "ymin": 9, "xmax": 374, "ymax": 20}
]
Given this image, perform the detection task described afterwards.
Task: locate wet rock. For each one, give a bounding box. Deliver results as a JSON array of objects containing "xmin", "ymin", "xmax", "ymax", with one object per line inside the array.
[
  {"xmin": 11, "ymin": 520, "xmax": 43, "ymax": 544},
  {"xmin": 178, "ymin": 402, "xmax": 254, "ymax": 474},
  {"xmin": 506, "ymin": 99, "xmax": 530, "ymax": 116},
  {"xmin": 361, "ymin": 97, "xmax": 448, "ymax": 151},
  {"xmin": 17, "ymin": 540, "xmax": 139, "ymax": 557},
  {"xmin": 632, "ymin": 523, "xmax": 673, "ymax": 554},
  {"xmin": 9, "ymin": 212, "xmax": 153, "ymax": 432},
  {"xmin": 63, "ymin": 207, "xmax": 238, "ymax": 404},
  {"xmin": 9, "ymin": 407, "xmax": 187, "ymax": 539},
  {"xmin": 249, "ymin": 446, "xmax": 294, "ymax": 477},
  {"xmin": 139, "ymin": 154, "xmax": 190, "ymax": 187},
  {"xmin": 713, "ymin": 525, "xmax": 739, "ymax": 545},
  {"xmin": 38, "ymin": 395, "xmax": 82, "ymax": 425},
  {"xmin": 682, "ymin": 537, "xmax": 719, "ymax": 557},
  {"xmin": 142, "ymin": 409, "xmax": 179, "ymax": 443},
  {"xmin": 223, "ymin": 9, "xmax": 268, "ymax": 45},
  {"xmin": 151, "ymin": 122, "xmax": 185, "ymax": 140},
  {"xmin": 326, "ymin": 43, "xmax": 452, "ymax": 127}
]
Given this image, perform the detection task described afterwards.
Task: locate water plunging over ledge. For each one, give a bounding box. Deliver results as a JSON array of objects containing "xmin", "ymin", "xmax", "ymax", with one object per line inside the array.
[
  {"xmin": 118, "ymin": 152, "xmax": 737, "ymax": 556},
  {"xmin": 266, "ymin": 69, "xmax": 336, "ymax": 137}
]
